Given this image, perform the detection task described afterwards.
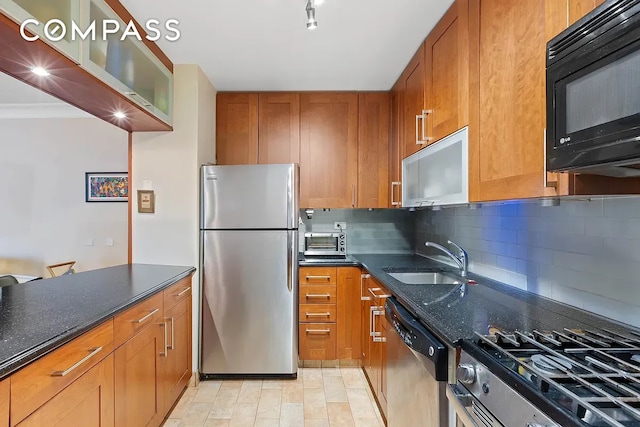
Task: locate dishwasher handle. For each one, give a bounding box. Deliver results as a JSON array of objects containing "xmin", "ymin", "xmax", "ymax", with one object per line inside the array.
[{"xmin": 385, "ymin": 297, "xmax": 448, "ymax": 381}]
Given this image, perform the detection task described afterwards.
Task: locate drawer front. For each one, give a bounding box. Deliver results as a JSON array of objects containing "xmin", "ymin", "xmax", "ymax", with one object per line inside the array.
[
  {"xmin": 10, "ymin": 320, "xmax": 114, "ymax": 426},
  {"xmin": 163, "ymin": 276, "xmax": 193, "ymax": 312},
  {"xmin": 299, "ymin": 267, "xmax": 337, "ymax": 285},
  {"xmin": 300, "ymin": 304, "xmax": 337, "ymax": 323},
  {"xmin": 113, "ymin": 292, "xmax": 164, "ymax": 348},
  {"xmin": 299, "ymin": 285, "xmax": 337, "ymax": 304},
  {"xmin": 299, "ymin": 323, "xmax": 336, "ymax": 360}
]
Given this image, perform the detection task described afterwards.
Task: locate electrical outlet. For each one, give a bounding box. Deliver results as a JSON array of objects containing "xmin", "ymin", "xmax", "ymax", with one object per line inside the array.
[
  {"xmin": 334, "ymin": 222, "xmax": 347, "ymax": 230},
  {"xmin": 106, "ymin": 238, "xmax": 114, "ymax": 247}
]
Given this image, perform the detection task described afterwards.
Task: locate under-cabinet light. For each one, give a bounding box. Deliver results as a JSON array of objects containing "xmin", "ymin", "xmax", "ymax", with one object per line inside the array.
[
  {"xmin": 31, "ymin": 67, "xmax": 50, "ymax": 77},
  {"xmin": 114, "ymin": 111, "xmax": 127, "ymax": 119}
]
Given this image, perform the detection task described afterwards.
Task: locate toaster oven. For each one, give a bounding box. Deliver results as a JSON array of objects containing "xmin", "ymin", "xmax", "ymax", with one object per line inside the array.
[{"xmin": 303, "ymin": 232, "xmax": 346, "ymax": 257}]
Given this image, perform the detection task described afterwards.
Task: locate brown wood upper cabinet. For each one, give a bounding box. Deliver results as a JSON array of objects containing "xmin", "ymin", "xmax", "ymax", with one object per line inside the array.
[
  {"xmin": 424, "ymin": 0, "xmax": 470, "ymax": 144},
  {"xmin": 300, "ymin": 93, "xmax": 359, "ymax": 208},
  {"xmin": 568, "ymin": 0, "xmax": 605, "ymax": 25},
  {"xmin": 389, "ymin": 82, "xmax": 403, "ymax": 208},
  {"xmin": 216, "ymin": 93, "xmax": 299, "ymax": 166},
  {"xmin": 397, "ymin": 0, "xmax": 469, "ymax": 159},
  {"xmin": 258, "ymin": 93, "xmax": 301, "ymax": 164},
  {"xmin": 216, "ymin": 93, "xmax": 259, "ymax": 165},
  {"xmin": 467, "ymin": 0, "xmax": 568, "ymax": 202},
  {"xmin": 400, "ymin": 47, "xmax": 427, "ymax": 159},
  {"xmin": 358, "ymin": 93, "xmax": 390, "ymax": 209}
]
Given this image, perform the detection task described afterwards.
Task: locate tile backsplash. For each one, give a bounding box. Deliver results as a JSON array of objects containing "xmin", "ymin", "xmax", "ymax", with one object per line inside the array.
[
  {"xmin": 299, "ymin": 209, "xmax": 414, "ymax": 254},
  {"xmin": 414, "ymin": 198, "xmax": 640, "ymax": 328}
]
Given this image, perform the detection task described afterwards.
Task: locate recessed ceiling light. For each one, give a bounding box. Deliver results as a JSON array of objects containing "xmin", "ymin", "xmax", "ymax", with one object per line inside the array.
[
  {"xmin": 31, "ymin": 67, "xmax": 50, "ymax": 77},
  {"xmin": 114, "ymin": 111, "xmax": 127, "ymax": 119}
]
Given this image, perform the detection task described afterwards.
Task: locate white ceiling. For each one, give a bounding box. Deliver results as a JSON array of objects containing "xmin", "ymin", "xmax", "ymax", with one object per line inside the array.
[{"xmin": 120, "ymin": 0, "xmax": 454, "ymax": 91}]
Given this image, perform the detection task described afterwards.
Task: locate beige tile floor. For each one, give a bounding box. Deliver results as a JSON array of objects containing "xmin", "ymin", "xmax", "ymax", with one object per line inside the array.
[{"xmin": 163, "ymin": 368, "xmax": 385, "ymax": 427}]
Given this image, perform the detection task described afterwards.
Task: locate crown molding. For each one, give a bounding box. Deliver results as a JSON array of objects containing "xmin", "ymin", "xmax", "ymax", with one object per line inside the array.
[{"xmin": 0, "ymin": 103, "xmax": 93, "ymax": 119}]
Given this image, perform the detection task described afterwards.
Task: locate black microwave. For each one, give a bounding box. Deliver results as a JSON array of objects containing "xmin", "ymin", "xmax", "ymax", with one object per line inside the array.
[{"xmin": 546, "ymin": 0, "xmax": 640, "ymax": 177}]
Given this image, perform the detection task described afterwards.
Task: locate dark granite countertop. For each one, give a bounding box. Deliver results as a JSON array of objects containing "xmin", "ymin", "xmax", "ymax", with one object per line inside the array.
[
  {"xmin": 302, "ymin": 253, "xmax": 638, "ymax": 347},
  {"xmin": 0, "ymin": 264, "xmax": 195, "ymax": 380}
]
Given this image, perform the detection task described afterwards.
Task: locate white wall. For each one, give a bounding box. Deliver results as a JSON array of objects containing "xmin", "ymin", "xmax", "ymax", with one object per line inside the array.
[
  {"xmin": 0, "ymin": 118, "xmax": 128, "ymax": 277},
  {"xmin": 132, "ymin": 64, "xmax": 216, "ymax": 373}
]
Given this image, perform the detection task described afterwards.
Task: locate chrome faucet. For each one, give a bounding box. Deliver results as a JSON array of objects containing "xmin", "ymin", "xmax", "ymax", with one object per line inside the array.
[{"xmin": 425, "ymin": 240, "xmax": 468, "ymax": 277}]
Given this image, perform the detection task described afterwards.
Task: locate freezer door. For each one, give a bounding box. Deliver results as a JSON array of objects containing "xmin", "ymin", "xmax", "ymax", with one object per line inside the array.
[
  {"xmin": 201, "ymin": 164, "xmax": 299, "ymax": 230},
  {"xmin": 200, "ymin": 230, "xmax": 298, "ymax": 375}
]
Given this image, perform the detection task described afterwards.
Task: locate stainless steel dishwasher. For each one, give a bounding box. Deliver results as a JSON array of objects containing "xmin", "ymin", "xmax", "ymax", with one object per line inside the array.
[{"xmin": 386, "ymin": 297, "xmax": 449, "ymax": 427}]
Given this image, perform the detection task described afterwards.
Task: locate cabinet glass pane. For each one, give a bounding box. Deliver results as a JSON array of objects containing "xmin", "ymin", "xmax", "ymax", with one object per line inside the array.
[
  {"xmin": 88, "ymin": 0, "xmax": 171, "ymax": 116},
  {"xmin": 1, "ymin": 0, "xmax": 80, "ymax": 60},
  {"xmin": 418, "ymin": 143, "xmax": 463, "ymax": 199},
  {"xmin": 14, "ymin": 0, "xmax": 73, "ymax": 41}
]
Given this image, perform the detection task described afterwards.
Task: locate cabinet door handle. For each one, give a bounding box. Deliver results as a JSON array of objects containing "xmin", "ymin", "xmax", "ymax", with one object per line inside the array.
[
  {"xmin": 306, "ymin": 275, "xmax": 331, "ymax": 281},
  {"xmin": 391, "ymin": 182, "xmax": 401, "ymax": 207},
  {"xmin": 51, "ymin": 347, "xmax": 103, "ymax": 377},
  {"xmin": 176, "ymin": 287, "xmax": 191, "ymax": 297},
  {"xmin": 370, "ymin": 306, "xmax": 382, "ymax": 338},
  {"xmin": 360, "ymin": 274, "xmax": 371, "ymax": 301},
  {"xmin": 352, "ymin": 184, "xmax": 356, "ymax": 207},
  {"xmin": 306, "ymin": 329, "xmax": 331, "ymax": 334},
  {"xmin": 167, "ymin": 317, "xmax": 175, "ymax": 350},
  {"xmin": 369, "ymin": 288, "xmax": 392, "ymax": 299},
  {"xmin": 160, "ymin": 322, "xmax": 168, "ymax": 357},
  {"xmin": 421, "ymin": 110, "xmax": 434, "ymax": 143},
  {"xmin": 305, "ymin": 312, "xmax": 331, "ymax": 317},
  {"xmin": 415, "ymin": 114, "xmax": 422, "ymax": 145},
  {"xmin": 132, "ymin": 308, "xmax": 159, "ymax": 324},
  {"xmin": 306, "ymin": 293, "xmax": 331, "ymax": 299}
]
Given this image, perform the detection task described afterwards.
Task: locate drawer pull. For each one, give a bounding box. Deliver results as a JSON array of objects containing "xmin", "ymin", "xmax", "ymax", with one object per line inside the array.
[
  {"xmin": 369, "ymin": 288, "xmax": 391, "ymax": 299},
  {"xmin": 51, "ymin": 347, "xmax": 103, "ymax": 377},
  {"xmin": 306, "ymin": 329, "xmax": 331, "ymax": 334},
  {"xmin": 306, "ymin": 275, "xmax": 331, "ymax": 281},
  {"xmin": 306, "ymin": 312, "xmax": 331, "ymax": 317},
  {"xmin": 132, "ymin": 308, "xmax": 160, "ymax": 324},
  {"xmin": 176, "ymin": 287, "xmax": 191, "ymax": 297},
  {"xmin": 306, "ymin": 293, "xmax": 331, "ymax": 299}
]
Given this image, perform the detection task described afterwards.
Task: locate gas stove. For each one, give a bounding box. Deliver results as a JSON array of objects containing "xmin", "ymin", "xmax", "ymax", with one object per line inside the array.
[{"xmin": 451, "ymin": 328, "xmax": 640, "ymax": 427}]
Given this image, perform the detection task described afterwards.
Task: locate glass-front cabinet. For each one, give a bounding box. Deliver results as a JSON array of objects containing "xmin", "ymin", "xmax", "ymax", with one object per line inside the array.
[
  {"xmin": 81, "ymin": 0, "xmax": 173, "ymax": 125},
  {"xmin": 0, "ymin": 0, "xmax": 82, "ymax": 62}
]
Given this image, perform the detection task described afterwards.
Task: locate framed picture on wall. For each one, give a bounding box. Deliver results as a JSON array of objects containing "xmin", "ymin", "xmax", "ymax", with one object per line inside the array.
[{"xmin": 85, "ymin": 172, "xmax": 129, "ymax": 202}]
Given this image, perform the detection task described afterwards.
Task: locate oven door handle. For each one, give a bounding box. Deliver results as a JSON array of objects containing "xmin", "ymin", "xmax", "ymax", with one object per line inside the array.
[{"xmin": 446, "ymin": 384, "xmax": 479, "ymax": 427}]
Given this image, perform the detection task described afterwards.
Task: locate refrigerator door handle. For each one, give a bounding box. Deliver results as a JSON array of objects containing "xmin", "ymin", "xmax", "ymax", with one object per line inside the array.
[{"xmin": 287, "ymin": 231, "xmax": 297, "ymax": 293}]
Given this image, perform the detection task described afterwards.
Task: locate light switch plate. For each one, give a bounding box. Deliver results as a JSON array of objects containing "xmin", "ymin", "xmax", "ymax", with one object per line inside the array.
[{"xmin": 106, "ymin": 238, "xmax": 114, "ymax": 247}]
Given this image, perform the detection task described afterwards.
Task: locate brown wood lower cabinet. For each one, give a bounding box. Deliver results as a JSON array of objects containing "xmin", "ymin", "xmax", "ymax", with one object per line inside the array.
[
  {"xmin": 0, "ymin": 274, "xmax": 194, "ymax": 427},
  {"xmin": 362, "ymin": 274, "xmax": 389, "ymax": 419},
  {"xmin": 16, "ymin": 355, "xmax": 114, "ymax": 427},
  {"xmin": 1, "ymin": 379, "xmax": 8, "ymax": 427},
  {"xmin": 299, "ymin": 324, "xmax": 337, "ymax": 360},
  {"xmin": 162, "ymin": 297, "xmax": 192, "ymax": 412},
  {"xmin": 115, "ymin": 321, "xmax": 165, "ymax": 427}
]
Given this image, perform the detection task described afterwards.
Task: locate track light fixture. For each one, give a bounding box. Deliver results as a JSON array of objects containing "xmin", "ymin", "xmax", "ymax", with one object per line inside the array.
[{"xmin": 306, "ymin": 0, "xmax": 317, "ymax": 30}]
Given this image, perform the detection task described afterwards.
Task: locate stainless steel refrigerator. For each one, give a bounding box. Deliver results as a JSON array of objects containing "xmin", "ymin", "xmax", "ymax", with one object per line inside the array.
[{"xmin": 200, "ymin": 164, "xmax": 299, "ymax": 378}]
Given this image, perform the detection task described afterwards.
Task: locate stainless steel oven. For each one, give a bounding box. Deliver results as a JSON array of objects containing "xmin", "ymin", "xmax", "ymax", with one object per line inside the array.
[
  {"xmin": 303, "ymin": 232, "xmax": 346, "ymax": 257},
  {"xmin": 546, "ymin": 0, "xmax": 640, "ymax": 176}
]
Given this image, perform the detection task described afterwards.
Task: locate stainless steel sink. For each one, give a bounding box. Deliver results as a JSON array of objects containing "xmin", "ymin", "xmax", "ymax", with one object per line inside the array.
[{"xmin": 388, "ymin": 271, "xmax": 462, "ymax": 285}]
